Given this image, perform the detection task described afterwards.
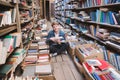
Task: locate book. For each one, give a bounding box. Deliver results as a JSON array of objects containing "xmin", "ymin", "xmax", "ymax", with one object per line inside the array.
[
  {"xmin": 86, "ymin": 59, "xmax": 102, "ymax": 66},
  {"xmin": 91, "ymin": 72, "xmax": 101, "ymax": 80},
  {"xmin": 10, "ymin": 32, "xmax": 22, "ymax": 48},
  {"xmin": 0, "ymin": 47, "xmax": 7, "ymax": 65},
  {"xmin": 0, "ymin": 64, "xmax": 13, "ymax": 76},
  {"xmin": 97, "ymin": 59, "xmax": 110, "ymax": 71},
  {"xmin": 3, "ymin": 35, "xmax": 14, "ymax": 52},
  {"xmin": 35, "ymin": 64, "xmax": 52, "ymax": 75}
]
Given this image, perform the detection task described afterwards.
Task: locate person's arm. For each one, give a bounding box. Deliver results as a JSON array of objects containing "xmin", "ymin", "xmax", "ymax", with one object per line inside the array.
[{"xmin": 46, "ymin": 31, "xmax": 56, "ymax": 45}]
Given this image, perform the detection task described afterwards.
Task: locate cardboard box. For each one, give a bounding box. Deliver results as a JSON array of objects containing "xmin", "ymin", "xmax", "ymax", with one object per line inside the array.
[
  {"xmin": 68, "ymin": 41, "xmax": 81, "ymax": 59},
  {"xmin": 73, "ymin": 55, "xmax": 83, "ymax": 74},
  {"xmin": 82, "ymin": 63, "xmax": 94, "ymax": 80},
  {"xmin": 75, "ymin": 44, "xmax": 104, "ymax": 63}
]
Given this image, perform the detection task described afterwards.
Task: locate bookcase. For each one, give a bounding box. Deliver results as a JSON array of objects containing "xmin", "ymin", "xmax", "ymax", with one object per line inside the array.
[
  {"xmin": 0, "ymin": 0, "xmax": 41, "ymax": 79},
  {"xmin": 55, "ymin": 0, "xmax": 120, "ymax": 79},
  {"xmin": 54, "ymin": 0, "xmax": 66, "ymax": 27}
]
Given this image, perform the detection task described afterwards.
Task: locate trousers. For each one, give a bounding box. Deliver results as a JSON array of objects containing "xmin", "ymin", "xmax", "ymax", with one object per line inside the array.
[{"xmin": 49, "ymin": 43, "xmax": 69, "ymax": 54}]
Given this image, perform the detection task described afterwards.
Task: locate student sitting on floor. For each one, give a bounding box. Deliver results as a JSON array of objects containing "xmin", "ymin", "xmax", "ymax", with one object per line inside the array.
[{"xmin": 46, "ymin": 22, "xmax": 68, "ymax": 57}]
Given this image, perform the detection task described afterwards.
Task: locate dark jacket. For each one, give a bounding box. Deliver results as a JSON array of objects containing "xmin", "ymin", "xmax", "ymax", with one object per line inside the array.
[{"xmin": 46, "ymin": 30, "xmax": 66, "ymax": 45}]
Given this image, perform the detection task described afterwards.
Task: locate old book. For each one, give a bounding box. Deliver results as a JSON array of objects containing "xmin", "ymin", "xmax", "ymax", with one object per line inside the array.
[
  {"xmin": 39, "ymin": 45, "xmax": 48, "ymax": 50},
  {"xmin": 0, "ymin": 64, "xmax": 13, "ymax": 76},
  {"xmin": 10, "ymin": 32, "xmax": 22, "ymax": 48},
  {"xmin": 35, "ymin": 64, "xmax": 52, "ymax": 75},
  {"xmin": 0, "ymin": 46, "xmax": 7, "ymax": 65}
]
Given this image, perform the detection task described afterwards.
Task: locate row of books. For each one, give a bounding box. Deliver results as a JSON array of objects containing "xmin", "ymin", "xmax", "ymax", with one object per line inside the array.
[
  {"xmin": 66, "ymin": 10, "xmax": 120, "ymax": 25},
  {"xmin": 0, "ymin": 32, "xmax": 21, "ymax": 65},
  {"xmin": 101, "ymin": 45, "xmax": 120, "ymax": 71},
  {"xmin": 22, "ymin": 23, "xmax": 52, "ymax": 77},
  {"xmin": 65, "ymin": 0, "xmax": 120, "ymax": 9},
  {"xmin": 0, "ymin": 49, "xmax": 26, "ymax": 77},
  {"xmin": 0, "ymin": 9, "xmax": 16, "ymax": 27}
]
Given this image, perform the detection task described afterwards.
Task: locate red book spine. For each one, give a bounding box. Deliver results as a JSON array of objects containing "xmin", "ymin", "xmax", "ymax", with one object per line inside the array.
[{"xmin": 99, "ymin": 74, "xmax": 107, "ymax": 80}]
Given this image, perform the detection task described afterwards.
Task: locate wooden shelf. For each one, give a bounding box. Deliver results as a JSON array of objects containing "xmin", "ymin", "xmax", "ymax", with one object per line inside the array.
[
  {"xmin": 71, "ymin": 17, "xmax": 120, "ymax": 29},
  {"xmin": 19, "ymin": 4, "xmax": 32, "ymax": 10},
  {"xmin": 0, "ymin": 24, "xmax": 17, "ymax": 37},
  {"xmin": 106, "ymin": 41, "xmax": 120, "ymax": 52},
  {"xmin": 0, "ymin": 1, "xmax": 15, "ymax": 7}
]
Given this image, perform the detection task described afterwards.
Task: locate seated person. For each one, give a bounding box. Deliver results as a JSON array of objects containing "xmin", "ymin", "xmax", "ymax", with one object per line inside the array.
[{"xmin": 46, "ymin": 22, "xmax": 68, "ymax": 56}]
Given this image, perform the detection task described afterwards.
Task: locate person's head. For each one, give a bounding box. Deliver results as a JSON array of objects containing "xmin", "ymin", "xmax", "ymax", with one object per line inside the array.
[{"xmin": 51, "ymin": 22, "xmax": 60, "ymax": 33}]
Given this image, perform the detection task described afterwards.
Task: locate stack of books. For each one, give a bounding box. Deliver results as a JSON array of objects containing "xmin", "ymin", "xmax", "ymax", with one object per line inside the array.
[
  {"xmin": 83, "ymin": 59, "xmax": 120, "ymax": 80},
  {"xmin": 28, "ymin": 43, "xmax": 38, "ymax": 55}
]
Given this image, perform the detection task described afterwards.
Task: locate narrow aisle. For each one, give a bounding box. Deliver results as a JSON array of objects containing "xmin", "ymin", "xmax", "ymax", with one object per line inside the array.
[
  {"xmin": 48, "ymin": 21, "xmax": 84, "ymax": 80},
  {"xmin": 51, "ymin": 54, "xmax": 84, "ymax": 80}
]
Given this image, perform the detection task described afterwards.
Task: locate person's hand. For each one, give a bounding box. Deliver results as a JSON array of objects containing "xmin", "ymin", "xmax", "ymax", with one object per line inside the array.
[
  {"xmin": 50, "ymin": 37, "xmax": 56, "ymax": 42},
  {"xmin": 56, "ymin": 39, "xmax": 61, "ymax": 44}
]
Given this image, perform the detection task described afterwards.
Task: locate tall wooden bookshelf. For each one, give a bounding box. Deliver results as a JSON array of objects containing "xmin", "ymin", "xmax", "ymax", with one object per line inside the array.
[
  {"xmin": 0, "ymin": 0, "xmax": 41, "ymax": 79},
  {"xmin": 55, "ymin": 0, "xmax": 120, "ymax": 79}
]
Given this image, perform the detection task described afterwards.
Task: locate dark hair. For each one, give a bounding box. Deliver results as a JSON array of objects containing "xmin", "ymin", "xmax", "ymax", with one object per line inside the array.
[{"xmin": 51, "ymin": 22, "xmax": 59, "ymax": 27}]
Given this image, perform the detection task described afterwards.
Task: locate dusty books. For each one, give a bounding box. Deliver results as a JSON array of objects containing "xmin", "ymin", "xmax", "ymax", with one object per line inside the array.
[
  {"xmin": 37, "ymin": 54, "xmax": 50, "ymax": 63},
  {"xmin": 0, "ymin": 64, "xmax": 13, "ymax": 76},
  {"xmin": 24, "ymin": 55, "xmax": 38, "ymax": 64},
  {"xmin": 86, "ymin": 59, "xmax": 102, "ymax": 66},
  {"xmin": 29, "ymin": 43, "xmax": 38, "ymax": 49},
  {"xmin": 39, "ymin": 45, "xmax": 48, "ymax": 50},
  {"xmin": 35, "ymin": 64, "xmax": 52, "ymax": 75}
]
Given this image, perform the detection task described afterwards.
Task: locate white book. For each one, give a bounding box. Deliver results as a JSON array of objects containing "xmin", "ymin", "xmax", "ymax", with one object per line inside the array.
[
  {"xmin": 35, "ymin": 64, "xmax": 52, "ymax": 75},
  {"xmin": 5, "ymin": 11, "xmax": 12, "ymax": 25},
  {"xmin": 10, "ymin": 32, "xmax": 22, "ymax": 47},
  {"xmin": 0, "ymin": 41, "xmax": 7, "ymax": 64},
  {"xmin": 86, "ymin": 59, "xmax": 102, "ymax": 66}
]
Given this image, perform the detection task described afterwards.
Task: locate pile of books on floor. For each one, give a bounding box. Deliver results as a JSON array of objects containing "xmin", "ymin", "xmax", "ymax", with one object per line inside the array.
[
  {"xmin": 83, "ymin": 59, "xmax": 120, "ymax": 80},
  {"xmin": 20, "ymin": 22, "xmax": 55, "ymax": 80},
  {"xmin": 21, "ymin": 40, "xmax": 53, "ymax": 79}
]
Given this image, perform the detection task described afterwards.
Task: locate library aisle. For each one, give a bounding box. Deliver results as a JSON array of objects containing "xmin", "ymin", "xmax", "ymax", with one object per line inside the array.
[
  {"xmin": 51, "ymin": 54, "xmax": 84, "ymax": 80},
  {"xmin": 1, "ymin": 0, "xmax": 120, "ymax": 80},
  {"xmin": 47, "ymin": 21, "xmax": 84, "ymax": 80}
]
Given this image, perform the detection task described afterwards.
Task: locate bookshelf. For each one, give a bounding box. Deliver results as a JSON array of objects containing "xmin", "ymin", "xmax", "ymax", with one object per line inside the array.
[
  {"xmin": 0, "ymin": 0, "xmax": 41, "ymax": 79},
  {"xmin": 54, "ymin": 0, "xmax": 120, "ymax": 79},
  {"xmin": 54, "ymin": 0, "xmax": 66, "ymax": 28}
]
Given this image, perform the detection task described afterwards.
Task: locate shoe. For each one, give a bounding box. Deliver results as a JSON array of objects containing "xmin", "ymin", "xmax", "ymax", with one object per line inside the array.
[
  {"xmin": 52, "ymin": 52, "xmax": 58, "ymax": 57},
  {"xmin": 61, "ymin": 51, "xmax": 67, "ymax": 55},
  {"xmin": 64, "ymin": 51, "xmax": 68, "ymax": 55},
  {"xmin": 50, "ymin": 54, "xmax": 52, "ymax": 57}
]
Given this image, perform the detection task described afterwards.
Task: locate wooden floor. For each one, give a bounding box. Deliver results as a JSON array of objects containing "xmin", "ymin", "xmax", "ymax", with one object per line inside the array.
[{"xmin": 51, "ymin": 54, "xmax": 84, "ymax": 80}]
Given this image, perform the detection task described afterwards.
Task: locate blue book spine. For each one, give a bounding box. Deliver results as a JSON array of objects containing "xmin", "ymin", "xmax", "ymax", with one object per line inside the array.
[
  {"xmin": 92, "ymin": 72, "xmax": 101, "ymax": 80},
  {"xmin": 109, "ymin": 11, "xmax": 115, "ymax": 25}
]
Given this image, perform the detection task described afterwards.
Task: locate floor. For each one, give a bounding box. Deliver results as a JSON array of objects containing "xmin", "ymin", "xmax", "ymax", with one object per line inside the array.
[
  {"xmin": 47, "ymin": 20, "xmax": 84, "ymax": 80},
  {"xmin": 20, "ymin": 21, "xmax": 84, "ymax": 80},
  {"xmin": 51, "ymin": 54, "xmax": 84, "ymax": 80}
]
